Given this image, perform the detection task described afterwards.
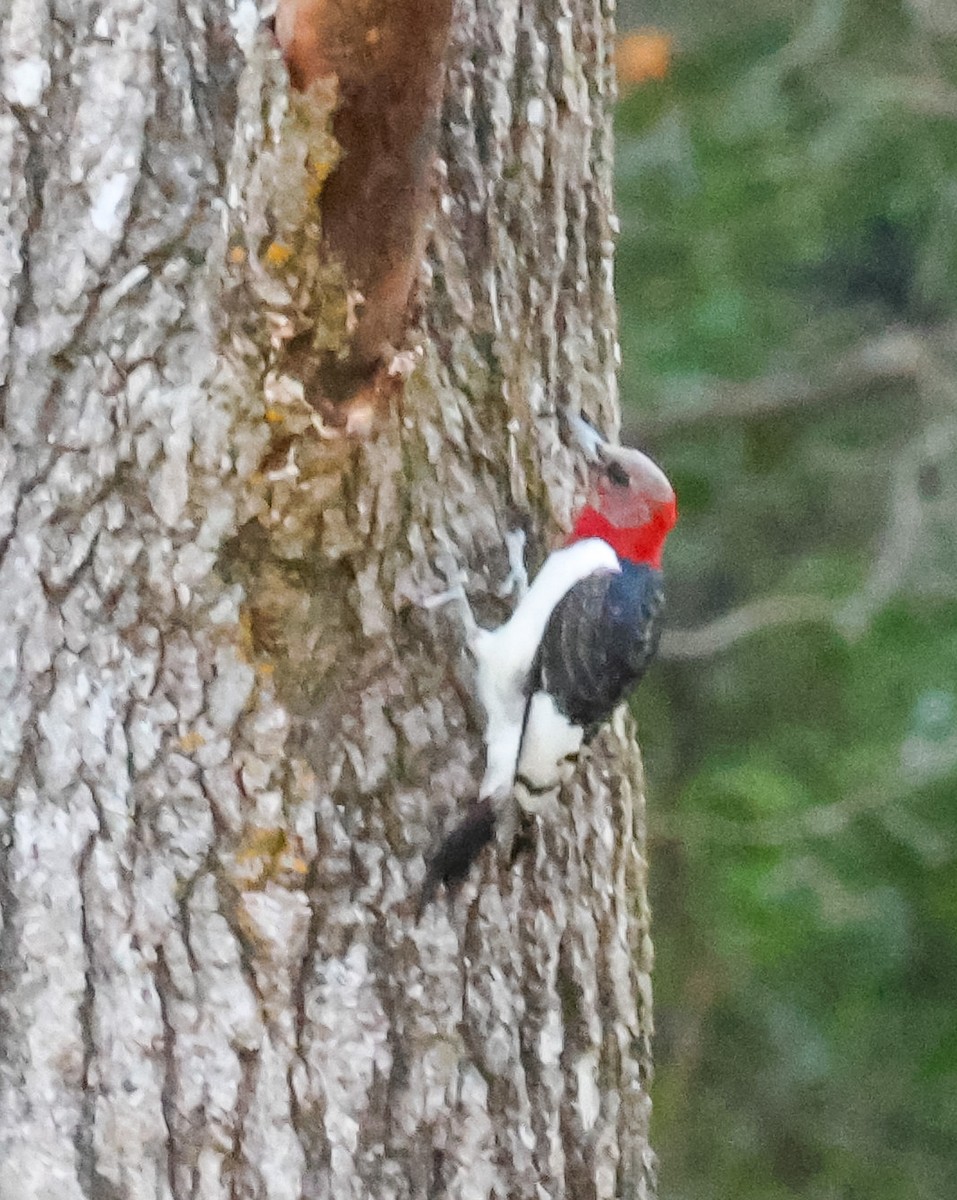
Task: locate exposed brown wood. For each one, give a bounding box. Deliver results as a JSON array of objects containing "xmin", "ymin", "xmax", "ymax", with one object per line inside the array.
[{"xmin": 277, "ymin": 0, "xmax": 453, "ymax": 398}]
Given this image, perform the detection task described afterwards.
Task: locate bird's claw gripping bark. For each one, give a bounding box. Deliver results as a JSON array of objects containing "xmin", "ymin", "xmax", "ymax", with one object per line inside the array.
[
  {"xmin": 420, "ymin": 526, "xmax": 528, "ymax": 641},
  {"xmin": 496, "ymin": 528, "xmax": 529, "ymax": 600}
]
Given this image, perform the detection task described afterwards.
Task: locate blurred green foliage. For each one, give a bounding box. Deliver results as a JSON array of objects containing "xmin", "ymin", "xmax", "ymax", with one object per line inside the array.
[{"xmin": 615, "ymin": 2, "xmax": 957, "ymax": 1196}]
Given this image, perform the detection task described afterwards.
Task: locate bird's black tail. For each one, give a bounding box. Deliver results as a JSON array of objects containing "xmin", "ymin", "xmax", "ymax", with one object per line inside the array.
[{"xmin": 418, "ymin": 797, "xmax": 497, "ymax": 916}]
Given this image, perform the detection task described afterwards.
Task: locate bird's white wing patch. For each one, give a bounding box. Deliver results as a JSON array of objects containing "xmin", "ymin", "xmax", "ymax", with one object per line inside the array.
[{"xmin": 474, "ymin": 628, "xmax": 530, "ymax": 799}]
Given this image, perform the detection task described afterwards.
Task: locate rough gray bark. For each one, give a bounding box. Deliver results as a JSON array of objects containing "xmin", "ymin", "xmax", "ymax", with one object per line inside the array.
[{"xmin": 0, "ymin": 2, "xmax": 655, "ymax": 1198}]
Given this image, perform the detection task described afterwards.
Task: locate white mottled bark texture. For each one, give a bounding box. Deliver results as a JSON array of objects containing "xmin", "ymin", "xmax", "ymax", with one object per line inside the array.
[{"xmin": 0, "ymin": 2, "xmax": 656, "ymax": 1198}]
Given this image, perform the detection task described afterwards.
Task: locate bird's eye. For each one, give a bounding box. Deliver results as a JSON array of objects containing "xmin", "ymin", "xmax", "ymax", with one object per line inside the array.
[{"xmin": 606, "ymin": 462, "xmax": 630, "ymax": 488}]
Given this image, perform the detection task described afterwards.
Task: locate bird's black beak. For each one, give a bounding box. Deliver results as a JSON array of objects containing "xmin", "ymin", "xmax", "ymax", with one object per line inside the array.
[
  {"xmin": 565, "ymin": 412, "xmax": 606, "ymax": 462},
  {"xmin": 566, "ymin": 413, "xmax": 674, "ymax": 504}
]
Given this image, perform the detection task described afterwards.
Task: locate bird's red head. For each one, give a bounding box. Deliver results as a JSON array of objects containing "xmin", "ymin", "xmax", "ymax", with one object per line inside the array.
[{"xmin": 569, "ymin": 444, "xmax": 677, "ymax": 569}]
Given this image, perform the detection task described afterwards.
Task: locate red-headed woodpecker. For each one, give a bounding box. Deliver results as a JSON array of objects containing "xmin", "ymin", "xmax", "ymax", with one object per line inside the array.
[{"xmin": 420, "ymin": 417, "xmax": 677, "ymax": 908}]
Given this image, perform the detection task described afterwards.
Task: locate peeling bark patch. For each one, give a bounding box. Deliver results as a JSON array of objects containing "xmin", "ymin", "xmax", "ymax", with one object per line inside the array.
[{"xmin": 276, "ymin": 0, "xmax": 454, "ymax": 400}]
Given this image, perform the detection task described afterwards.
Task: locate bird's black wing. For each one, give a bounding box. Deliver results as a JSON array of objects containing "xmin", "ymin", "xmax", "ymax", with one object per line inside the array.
[{"xmin": 534, "ymin": 559, "xmax": 664, "ymax": 729}]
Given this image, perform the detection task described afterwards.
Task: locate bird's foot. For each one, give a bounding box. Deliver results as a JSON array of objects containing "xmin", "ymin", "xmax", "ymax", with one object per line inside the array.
[{"xmin": 496, "ymin": 528, "xmax": 529, "ymax": 600}]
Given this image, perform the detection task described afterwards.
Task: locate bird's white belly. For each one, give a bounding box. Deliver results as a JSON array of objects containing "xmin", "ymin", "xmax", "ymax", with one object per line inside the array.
[{"xmin": 514, "ymin": 691, "xmax": 584, "ymax": 812}]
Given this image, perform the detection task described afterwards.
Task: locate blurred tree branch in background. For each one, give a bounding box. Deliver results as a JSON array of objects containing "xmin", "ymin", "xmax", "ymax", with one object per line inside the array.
[
  {"xmin": 659, "ymin": 324, "xmax": 957, "ymax": 656},
  {"xmin": 661, "ymin": 592, "xmax": 834, "ymax": 658},
  {"xmin": 637, "ymin": 328, "xmax": 926, "ymax": 437}
]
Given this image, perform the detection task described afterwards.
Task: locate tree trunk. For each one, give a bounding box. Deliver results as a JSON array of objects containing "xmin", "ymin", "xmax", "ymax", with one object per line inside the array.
[{"xmin": 0, "ymin": 2, "xmax": 655, "ymax": 1198}]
